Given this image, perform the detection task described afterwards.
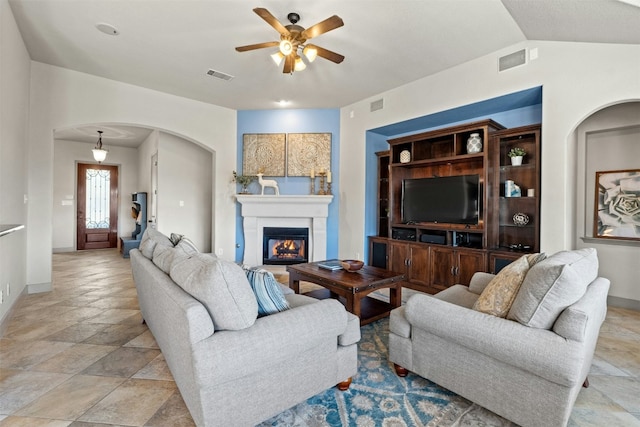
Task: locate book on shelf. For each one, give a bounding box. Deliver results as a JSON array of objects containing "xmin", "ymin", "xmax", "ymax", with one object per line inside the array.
[{"xmin": 317, "ymin": 259, "xmax": 343, "ymax": 271}]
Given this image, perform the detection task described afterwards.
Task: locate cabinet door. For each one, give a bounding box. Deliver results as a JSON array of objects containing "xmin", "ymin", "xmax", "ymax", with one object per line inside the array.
[
  {"xmin": 389, "ymin": 241, "xmax": 409, "ymax": 274},
  {"xmin": 429, "ymin": 246, "xmax": 455, "ymax": 291},
  {"xmin": 407, "ymin": 244, "xmax": 430, "ymax": 286},
  {"xmin": 369, "ymin": 238, "xmax": 389, "ymax": 269},
  {"xmin": 456, "ymin": 250, "xmax": 487, "ymax": 286}
]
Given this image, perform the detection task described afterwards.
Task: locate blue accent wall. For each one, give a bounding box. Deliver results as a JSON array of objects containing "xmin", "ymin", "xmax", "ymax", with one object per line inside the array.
[
  {"xmin": 364, "ymin": 86, "xmax": 543, "ymax": 261},
  {"xmin": 236, "ymin": 109, "xmax": 340, "ymax": 262}
]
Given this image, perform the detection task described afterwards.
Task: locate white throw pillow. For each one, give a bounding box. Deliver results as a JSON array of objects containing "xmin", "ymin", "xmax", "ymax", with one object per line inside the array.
[{"xmin": 507, "ymin": 248, "xmax": 598, "ymax": 329}]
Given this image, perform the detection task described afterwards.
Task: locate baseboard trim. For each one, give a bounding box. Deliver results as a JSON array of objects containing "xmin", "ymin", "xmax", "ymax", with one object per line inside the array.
[
  {"xmin": 28, "ymin": 282, "xmax": 52, "ymax": 294},
  {"xmin": 0, "ymin": 287, "xmax": 27, "ymax": 337},
  {"xmin": 607, "ymin": 295, "xmax": 640, "ymax": 311},
  {"xmin": 53, "ymin": 247, "xmax": 75, "ymax": 253}
]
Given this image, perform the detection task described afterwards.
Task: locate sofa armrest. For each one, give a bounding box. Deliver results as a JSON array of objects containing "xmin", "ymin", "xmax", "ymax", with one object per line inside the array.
[
  {"xmin": 405, "ymin": 294, "xmax": 586, "ymax": 387},
  {"xmin": 192, "ymin": 298, "xmax": 353, "ymax": 385}
]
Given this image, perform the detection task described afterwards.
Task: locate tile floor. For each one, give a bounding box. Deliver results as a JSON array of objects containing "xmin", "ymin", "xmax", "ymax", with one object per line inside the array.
[{"xmin": 0, "ymin": 249, "xmax": 639, "ymax": 426}]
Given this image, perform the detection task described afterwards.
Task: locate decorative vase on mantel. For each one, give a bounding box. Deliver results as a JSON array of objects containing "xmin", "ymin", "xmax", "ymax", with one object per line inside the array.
[{"xmin": 466, "ymin": 133, "xmax": 482, "ymax": 154}]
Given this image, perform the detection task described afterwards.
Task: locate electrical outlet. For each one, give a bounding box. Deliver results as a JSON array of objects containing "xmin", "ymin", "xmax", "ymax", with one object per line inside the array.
[
  {"xmin": 216, "ymin": 248, "xmax": 223, "ymax": 256},
  {"xmin": 0, "ymin": 290, "xmax": 3, "ymax": 304},
  {"xmin": 6, "ymin": 283, "xmax": 10, "ymax": 297},
  {"xmin": 355, "ymin": 252, "xmax": 361, "ymax": 260}
]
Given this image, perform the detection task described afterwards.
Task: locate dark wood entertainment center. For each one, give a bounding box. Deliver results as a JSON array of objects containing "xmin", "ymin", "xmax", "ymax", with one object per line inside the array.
[{"xmin": 369, "ymin": 119, "xmax": 541, "ymax": 295}]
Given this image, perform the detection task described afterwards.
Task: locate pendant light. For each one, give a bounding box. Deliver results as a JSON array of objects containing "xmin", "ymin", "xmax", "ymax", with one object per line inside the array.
[{"xmin": 92, "ymin": 130, "xmax": 108, "ymax": 163}]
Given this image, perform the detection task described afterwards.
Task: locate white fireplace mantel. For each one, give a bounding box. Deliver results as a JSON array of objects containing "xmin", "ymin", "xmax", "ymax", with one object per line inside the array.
[{"xmin": 235, "ymin": 195, "xmax": 333, "ymax": 266}]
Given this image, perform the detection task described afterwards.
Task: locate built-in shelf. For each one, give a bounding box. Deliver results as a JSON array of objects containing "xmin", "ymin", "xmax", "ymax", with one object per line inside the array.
[{"xmin": 0, "ymin": 224, "xmax": 25, "ymax": 238}]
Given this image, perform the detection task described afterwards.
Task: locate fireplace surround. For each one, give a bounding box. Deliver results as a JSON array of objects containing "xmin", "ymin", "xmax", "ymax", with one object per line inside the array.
[{"xmin": 236, "ymin": 195, "xmax": 333, "ymax": 266}]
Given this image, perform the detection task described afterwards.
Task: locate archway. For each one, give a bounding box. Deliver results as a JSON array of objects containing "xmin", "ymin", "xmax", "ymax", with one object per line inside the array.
[{"xmin": 571, "ymin": 101, "xmax": 640, "ymax": 309}]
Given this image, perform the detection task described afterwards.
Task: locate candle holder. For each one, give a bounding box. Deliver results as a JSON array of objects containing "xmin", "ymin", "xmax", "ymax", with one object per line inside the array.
[
  {"xmin": 327, "ymin": 182, "xmax": 332, "ymax": 195},
  {"xmin": 310, "ymin": 176, "xmax": 316, "ymax": 195},
  {"xmin": 317, "ymin": 172, "xmax": 327, "ymax": 195}
]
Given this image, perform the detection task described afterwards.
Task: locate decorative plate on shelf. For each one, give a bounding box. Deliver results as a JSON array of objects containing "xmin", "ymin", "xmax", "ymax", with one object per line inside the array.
[{"xmin": 512, "ymin": 212, "xmax": 530, "ymax": 226}]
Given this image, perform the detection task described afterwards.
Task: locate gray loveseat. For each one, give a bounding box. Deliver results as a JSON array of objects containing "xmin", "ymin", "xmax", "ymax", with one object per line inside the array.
[
  {"xmin": 130, "ymin": 229, "xmax": 360, "ymax": 427},
  {"xmin": 389, "ymin": 248, "xmax": 609, "ymax": 427}
]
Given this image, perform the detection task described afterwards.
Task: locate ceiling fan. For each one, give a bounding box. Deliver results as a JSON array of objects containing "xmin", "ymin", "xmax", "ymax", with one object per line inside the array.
[{"xmin": 235, "ymin": 8, "xmax": 344, "ymax": 74}]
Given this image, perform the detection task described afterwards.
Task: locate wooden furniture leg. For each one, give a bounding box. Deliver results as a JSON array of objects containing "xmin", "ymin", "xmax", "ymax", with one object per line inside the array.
[
  {"xmin": 394, "ymin": 364, "xmax": 408, "ymax": 377},
  {"xmin": 337, "ymin": 377, "xmax": 352, "ymax": 391}
]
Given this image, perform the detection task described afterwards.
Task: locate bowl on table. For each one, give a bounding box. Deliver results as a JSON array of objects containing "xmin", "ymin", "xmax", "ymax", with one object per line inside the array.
[{"xmin": 340, "ymin": 259, "xmax": 364, "ymax": 272}]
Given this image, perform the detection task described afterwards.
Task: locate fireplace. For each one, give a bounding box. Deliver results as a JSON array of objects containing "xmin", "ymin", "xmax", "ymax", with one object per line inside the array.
[
  {"xmin": 235, "ymin": 194, "xmax": 333, "ymax": 266},
  {"xmin": 263, "ymin": 227, "xmax": 309, "ymax": 265}
]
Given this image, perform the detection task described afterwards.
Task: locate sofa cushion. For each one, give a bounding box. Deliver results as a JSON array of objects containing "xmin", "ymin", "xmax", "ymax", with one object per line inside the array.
[
  {"xmin": 507, "ymin": 248, "xmax": 598, "ymax": 329},
  {"xmin": 473, "ymin": 253, "xmax": 546, "ymax": 317},
  {"xmin": 241, "ymin": 266, "xmax": 290, "ymax": 317},
  {"xmin": 139, "ymin": 228, "xmax": 173, "ymax": 259},
  {"xmin": 152, "ymin": 244, "xmax": 176, "ymax": 274},
  {"xmin": 170, "ymin": 254, "xmax": 258, "ymax": 330}
]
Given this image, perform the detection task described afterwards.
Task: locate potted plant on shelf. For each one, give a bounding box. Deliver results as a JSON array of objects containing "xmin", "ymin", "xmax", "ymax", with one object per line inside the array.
[
  {"xmin": 232, "ymin": 171, "xmax": 255, "ymax": 194},
  {"xmin": 508, "ymin": 147, "xmax": 526, "ymax": 166}
]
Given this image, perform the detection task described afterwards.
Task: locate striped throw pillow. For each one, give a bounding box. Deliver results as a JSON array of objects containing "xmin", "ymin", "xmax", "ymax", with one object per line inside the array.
[{"xmin": 242, "ymin": 266, "xmax": 290, "ymax": 317}]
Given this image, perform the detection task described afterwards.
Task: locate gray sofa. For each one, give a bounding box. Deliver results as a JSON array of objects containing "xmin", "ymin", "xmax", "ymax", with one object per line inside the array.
[
  {"xmin": 389, "ymin": 248, "xmax": 609, "ymax": 427},
  {"xmin": 130, "ymin": 229, "xmax": 360, "ymax": 427}
]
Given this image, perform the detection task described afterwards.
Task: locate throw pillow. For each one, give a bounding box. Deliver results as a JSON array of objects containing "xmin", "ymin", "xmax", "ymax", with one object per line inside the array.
[
  {"xmin": 139, "ymin": 228, "xmax": 173, "ymax": 259},
  {"xmin": 152, "ymin": 244, "xmax": 176, "ymax": 274},
  {"xmin": 241, "ymin": 265, "xmax": 290, "ymax": 317},
  {"xmin": 507, "ymin": 248, "xmax": 599, "ymax": 329},
  {"xmin": 169, "ymin": 233, "xmax": 184, "ymax": 246},
  {"xmin": 170, "ymin": 254, "xmax": 258, "ymax": 331},
  {"xmin": 472, "ymin": 253, "xmax": 545, "ymax": 317}
]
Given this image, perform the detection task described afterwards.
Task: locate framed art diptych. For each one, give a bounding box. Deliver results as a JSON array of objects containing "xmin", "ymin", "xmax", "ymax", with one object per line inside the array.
[
  {"xmin": 242, "ymin": 133, "xmax": 286, "ymax": 177},
  {"xmin": 286, "ymin": 133, "xmax": 331, "ymax": 176}
]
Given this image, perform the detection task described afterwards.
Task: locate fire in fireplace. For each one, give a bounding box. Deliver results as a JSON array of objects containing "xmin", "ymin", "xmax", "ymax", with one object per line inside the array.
[{"xmin": 263, "ymin": 227, "xmax": 309, "ymax": 265}]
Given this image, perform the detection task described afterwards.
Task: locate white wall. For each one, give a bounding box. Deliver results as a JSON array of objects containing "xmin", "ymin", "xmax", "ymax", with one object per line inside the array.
[
  {"xmin": 156, "ymin": 131, "xmax": 213, "ymax": 252},
  {"xmin": 27, "ymin": 62, "xmax": 236, "ymax": 292},
  {"xmin": 575, "ymin": 103, "xmax": 640, "ymax": 306},
  {"xmin": 0, "ymin": 0, "xmax": 30, "ymax": 328},
  {"xmin": 52, "ymin": 139, "xmax": 139, "ymax": 251},
  {"xmin": 339, "ymin": 41, "xmax": 640, "ymax": 303}
]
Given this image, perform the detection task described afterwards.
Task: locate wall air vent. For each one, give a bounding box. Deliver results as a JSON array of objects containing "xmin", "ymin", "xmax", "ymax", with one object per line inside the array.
[
  {"xmin": 207, "ymin": 69, "xmax": 234, "ymax": 81},
  {"xmin": 370, "ymin": 98, "xmax": 384, "ymax": 112},
  {"xmin": 498, "ymin": 49, "xmax": 527, "ymax": 72}
]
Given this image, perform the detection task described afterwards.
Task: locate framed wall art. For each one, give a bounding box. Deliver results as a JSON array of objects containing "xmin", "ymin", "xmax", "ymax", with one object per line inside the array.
[
  {"xmin": 286, "ymin": 133, "xmax": 331, "ymax": 176},
  {"xmin": 242, "ymin": 133, "xmax": 286, "ymax": 176},
  {"xmin": 594, "ymin": 169, "xmax": 640, "ymax": 240}
]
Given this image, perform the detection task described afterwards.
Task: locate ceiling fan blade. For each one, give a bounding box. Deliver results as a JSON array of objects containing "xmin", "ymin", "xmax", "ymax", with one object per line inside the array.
[
  {"xmin": 301, "ymin": 15, "xmax": 344, "ymax": 39},
  {"xmin": 282, "ymin": 54, "xmax": 294, "ymax": 74},
  {"xmin": 313, "ymin": 45, "xmax": 345, "ymax": 64},
  {"xmin": 235, "ymin": 41, "xmax": 279, "ymax": 52},
  {"xmin": 253, "ymin": 8, "xmax": 291, "ymax": 36}
]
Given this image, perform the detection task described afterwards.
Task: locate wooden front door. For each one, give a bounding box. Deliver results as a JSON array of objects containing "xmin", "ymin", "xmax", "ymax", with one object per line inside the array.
[{"xmin": 77, "ymin": 163, "xmax": 119, "ymax": 250}]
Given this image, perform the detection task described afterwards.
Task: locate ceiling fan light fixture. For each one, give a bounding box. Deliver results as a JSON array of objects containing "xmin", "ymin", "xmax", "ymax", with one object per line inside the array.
[
  {"xmin": 294, "ymin": 56, "xmax": 306, "ymax": 72},
  {"xmin": 303, "ymin": 45, "xmax": 318, "ymax": 63},
  {"xmin": 279, "ymin": 39, "xmax": 293, "ymax": 56},
  {"xmin": 271, "ymin": 51, "xmax": 284, "ymax": 66},
  {"xmin": 92, "ymin": 130, "xmax": 108, "ymax": 163}
]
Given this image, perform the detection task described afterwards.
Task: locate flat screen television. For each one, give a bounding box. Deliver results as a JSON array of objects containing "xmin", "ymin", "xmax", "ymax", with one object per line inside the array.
[{"xmin": 401, "ymin": 174, "xmax": 480, "ymax": 224}]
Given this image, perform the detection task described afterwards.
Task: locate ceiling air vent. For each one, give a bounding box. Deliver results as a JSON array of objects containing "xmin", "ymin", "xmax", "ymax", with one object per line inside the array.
[
  {"xmin": 370, "ymin": 98, "xmax": 384, "ymax": 112},
  {"xmin": 207, "ymin": 69, "xmax": 234, "ymax": 81},
  {"xmin": 498, "ymin": 49, "xmax": 527, "ymax": 72}
]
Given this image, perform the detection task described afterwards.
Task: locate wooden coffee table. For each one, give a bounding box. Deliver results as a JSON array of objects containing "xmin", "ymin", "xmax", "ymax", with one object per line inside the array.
[{"xmin": 287, "ymin": 262, "xmax": 405, "ymax": 325}]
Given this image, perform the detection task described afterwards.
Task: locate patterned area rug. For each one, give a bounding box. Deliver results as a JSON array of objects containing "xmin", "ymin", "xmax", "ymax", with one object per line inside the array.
[{"xmin": 259, "ymin": 318, "xmax": 515, "ymax": 427}]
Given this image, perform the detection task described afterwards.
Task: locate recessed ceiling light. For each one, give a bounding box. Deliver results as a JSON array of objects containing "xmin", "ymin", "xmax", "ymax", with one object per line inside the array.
[{"xmin": 96, "ymin": 23, "xmax": 119, "ymax": 36}]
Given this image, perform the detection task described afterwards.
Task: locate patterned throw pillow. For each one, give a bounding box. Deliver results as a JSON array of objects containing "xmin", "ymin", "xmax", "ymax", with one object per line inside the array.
[
  {"xmin": 169, "ymin": 233, "xmax": 184, "ymax": 246},
  {"xmin": 242, "ymin": 266, "xmax": 291, "ymax": 317},
  {"xmin": 473, "ymin": 253, "xmax": 546, "ymax": 318}
]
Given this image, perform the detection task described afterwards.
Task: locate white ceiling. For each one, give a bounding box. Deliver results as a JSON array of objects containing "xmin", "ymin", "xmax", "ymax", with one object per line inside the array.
[{"xmin": 9, "ymin": 0, "xmax": 640, "ymax": 146}]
